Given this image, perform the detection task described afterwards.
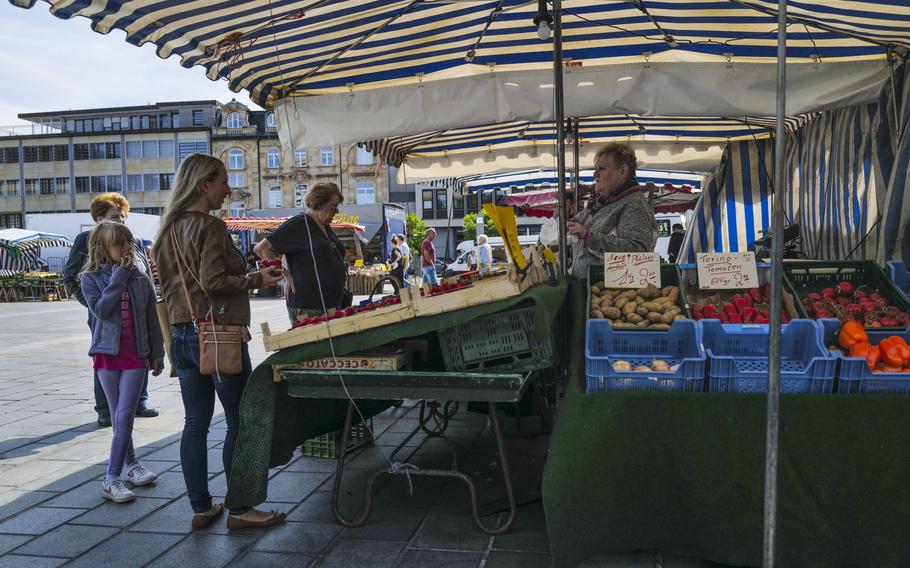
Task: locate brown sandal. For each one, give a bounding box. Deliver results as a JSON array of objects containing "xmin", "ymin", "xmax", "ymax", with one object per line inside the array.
[
  {"xmin": 226, "ymin": 510, "xmax": 286, "ymax": 530},
  {"xmin": 191, "ymin": 504, "xmax": 224, "ymax": 530}
]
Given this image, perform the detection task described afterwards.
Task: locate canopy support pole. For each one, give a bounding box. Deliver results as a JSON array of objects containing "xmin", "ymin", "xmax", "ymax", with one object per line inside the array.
[
  {"xmin": 572, "ymin": 119, "xmax": 580, "ymax": 213},
  {"xmin": 764, "ymin": 2, "xmax": 787, "ymax": 567},
  {"xmin": 553, "ymin": 0, "xmax": 568, "ymax": 275},
  {"xmin": 887, "ymin": 48, "xmax": 902, "ymax": 146}
]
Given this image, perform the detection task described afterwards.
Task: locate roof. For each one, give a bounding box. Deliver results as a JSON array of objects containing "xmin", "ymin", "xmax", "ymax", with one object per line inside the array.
[{"xmin": 18, "ymin": 101, "xmax": 221, "ymax": 120}]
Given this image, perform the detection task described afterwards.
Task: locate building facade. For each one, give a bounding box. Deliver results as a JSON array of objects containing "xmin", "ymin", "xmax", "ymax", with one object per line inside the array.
[{"xmin": 0, "ymin": 101, "xmax": 217, "ymax": 227}]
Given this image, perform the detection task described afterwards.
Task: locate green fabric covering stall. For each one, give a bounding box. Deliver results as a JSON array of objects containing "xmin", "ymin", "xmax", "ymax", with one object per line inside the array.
[
  {"xmin": 543, "ymin": 280, "xmax": 910, "ymax": 567},
  {"xmin": 226, "ymin": 279, "xmax": 568, "ymax": 509}
]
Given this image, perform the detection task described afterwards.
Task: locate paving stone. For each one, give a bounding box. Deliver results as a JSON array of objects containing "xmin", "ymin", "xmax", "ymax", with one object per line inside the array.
[
  {"xmin": 138, "ymin": 442, "xmax": 181, "ymax": 462},
  {"xmin": 264, "ymin": 471, "xmax": 332, "ymax": 503},
  {"xmin": 228, "ymin": 550, "xmax": 312, "ymax": 568},
  {"xmin": 14, "ymin": 524, "xmax": 119, "ymax": 558},
  {"xmin": 129, "ymin": 498, "xmax": 196, "ymax": 534},
  {"xmin": 250, "ymin": 520, "xmax": 341, "ymax": 554},
  {"xmin": 0, "ymin": 507, "xmax": 85, "ymax": 535},
  {"xmin": 0, "ymin": 555, "xmax": 68, "ymax": 568},
  {"xmin": 70, "ymin": 497, "xmax": 171, "ymax": 527},
  {"xmin": 146, "ymin": 533, "xmax": 257, "ymax": 568},
  {"xmin": 282, "ymin": 456, "xmax": 339, "ymax": 473},
  {"xmin": 286, "ymin": 492, "xmax": 337, "ymax": 524},
  {"xmin": 19, "ymin": 464, "xmax": 107, "ymax": 493},
  {"xmin": 398, "ymin": 549, "xmax": 484, "ymax": 568},
  {"xmin": 412, "ymin": 509, "xmax": 492, "ymax": 552},
  {"xmin": 372, "ymin": 475, "xmax": 448, "ymax": 510},
  {"xmin": 490, "ymin": 502, "xmax": 550, "ymax": 553},
  {"xmin": 485, "ymin": 551, "xmax": 552, "ymax": 568},
  {"xmin": 313, "ymin": 539, "xmax": 405, "ymax": 568},
  {"xmin": 341, "ymin": 508, "xmax": 428, "ymax": 542},
  {"xmin": 0, "ymin": 490, "xmax": 57, "ymax": 521},
  {"xmin": 65, "ymin": 531, "xmax": 184, "ymax": 568},
  {"xmin": 41, "ymin": 482, "xmax": 105, "ymax": 510},
  {"xmin": 0, "ymin": 533, "xmax": 32, "ymax": 555}
]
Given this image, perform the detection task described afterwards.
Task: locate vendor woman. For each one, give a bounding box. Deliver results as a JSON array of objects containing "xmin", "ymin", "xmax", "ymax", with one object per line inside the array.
[
  {"xmin": 567, "ymin": 142, "xmax": 656, "ymax": 278},
  {"xmin": 254, "ymin": 182, "xmax": 350, "ymax": 323}
]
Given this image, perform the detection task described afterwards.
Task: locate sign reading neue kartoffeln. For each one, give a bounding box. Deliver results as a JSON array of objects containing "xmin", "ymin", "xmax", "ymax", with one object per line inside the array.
[
  {"xmin": 603, "ymin": 252, "xmax": 661, "ymax": 288},
  {"xmin": 695, "ymin": 252, "xmax": 759, "ymax": 289}
]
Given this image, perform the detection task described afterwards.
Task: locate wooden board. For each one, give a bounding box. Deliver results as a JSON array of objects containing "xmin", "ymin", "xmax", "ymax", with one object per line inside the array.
[{"xmin": 271, "ymin": 348, "xmax": 411, "ymax": 382}]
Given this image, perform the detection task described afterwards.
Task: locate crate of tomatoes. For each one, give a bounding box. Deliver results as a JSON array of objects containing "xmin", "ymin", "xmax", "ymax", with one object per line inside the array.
[
  {"xmin": 820, "ymin": 318, "xmax": 910, "ymax": 394},
  {"xmin": 678, "ymin": 263, "xmax": 800, "ymax": 325}
]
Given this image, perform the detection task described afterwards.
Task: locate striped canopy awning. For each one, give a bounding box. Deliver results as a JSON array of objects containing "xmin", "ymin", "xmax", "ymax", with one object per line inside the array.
[
  {"xmin": 463, "ymin": 167, "xmax": 702, "ymax": 192},
  {"xmin": 223, "ymin": 217, "xmax": 365, "ymax": 232},
  {"xmin": 0, "ymin": 229, "xmax": 72, "ymax": 272}
]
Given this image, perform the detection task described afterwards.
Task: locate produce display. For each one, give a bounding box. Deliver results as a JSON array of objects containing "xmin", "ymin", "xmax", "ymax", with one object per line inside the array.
[
  {"xmin": 589, "ymin": 284, "xmax": 685, "ymax": 329},
  {"xmin": 830, "ymin": 321, "xmax": 910, "ymax": 373},
  {"xmin": 612, "ymin": 359, "xmax": 679, "ymax": 372},
  {"xmin": 687, "ymin": 283, "xmax": 795, "ymax": 324},
  {"xmin": 290, "ymin": 295, "xmax": 404, "ymax": 329},
  {"xmin": 800, "ymin": 281, "xmax": 910, "ymax": 328}
]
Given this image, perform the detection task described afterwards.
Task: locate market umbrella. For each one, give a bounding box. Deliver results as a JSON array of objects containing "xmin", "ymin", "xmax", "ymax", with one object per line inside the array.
[{"xmin": 0, "ymin": 228, "xmax": 72, "ymax": 272}]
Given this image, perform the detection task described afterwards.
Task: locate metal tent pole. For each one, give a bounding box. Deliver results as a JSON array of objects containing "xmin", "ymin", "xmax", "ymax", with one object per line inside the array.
[
  {"xmin": 764, "ymin": 1, "xmax": 787, "ymax": 566},
  {"xmin": 572, "ymin": 119, "xmax": 580, "ymax": 213},
  {"xmin": 552, "ymin": 0, "xmax": 568, "ymax": 275}
]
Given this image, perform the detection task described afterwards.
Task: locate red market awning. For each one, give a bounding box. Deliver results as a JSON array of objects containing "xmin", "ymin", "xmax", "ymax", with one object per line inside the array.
[{"xmin": 223, "ymin": 217, "xmax": 365, "ymax": 232}]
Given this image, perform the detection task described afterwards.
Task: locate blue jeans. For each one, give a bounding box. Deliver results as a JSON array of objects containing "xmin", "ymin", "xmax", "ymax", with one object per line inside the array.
[
  {"xmin": 171, "ymin": 323, "xmax": 251, "ymax": 515},
  {"xmin": 422, "ymin": 266, "xmax": 439, "ymax": 286}
]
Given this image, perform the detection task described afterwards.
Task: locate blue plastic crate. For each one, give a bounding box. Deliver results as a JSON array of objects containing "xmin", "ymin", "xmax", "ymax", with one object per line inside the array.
[
  {"xmin": 585, "ymin": 319, "xmax": 706, "ymax": 393},
  {"xmin": 886, "ymin": 261, "xmax": 910, "ymax": 295},
  {"xmin": 819, "ymin": 318, "xmax": 910, "ymax": 394},
  {"xmin": 700, "ymin": 320, "xmax": 836, "ymax": 393}
]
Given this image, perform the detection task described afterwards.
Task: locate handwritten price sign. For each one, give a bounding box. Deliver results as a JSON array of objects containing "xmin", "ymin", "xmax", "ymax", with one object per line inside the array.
[
  {"xmin": 695, "ymin": 252, "xmax": 759, "ymax": 289},
  {"xmin": 603, "ymin": 253, "xmax": 661, "ymax": 288}
]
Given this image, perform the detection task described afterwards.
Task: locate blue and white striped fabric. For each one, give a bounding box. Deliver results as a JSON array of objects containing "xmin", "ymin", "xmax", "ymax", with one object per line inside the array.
[
  {"xmin": 875, "ymin": 64, "xmax": 910, "ymax": 263},
  {"xmin": 464, "ymin": 168, "xmax": 702, "ymax": 192},
  {"xmin": 11, "ymin": 1, "xmax": 905, "ymax": 107}
]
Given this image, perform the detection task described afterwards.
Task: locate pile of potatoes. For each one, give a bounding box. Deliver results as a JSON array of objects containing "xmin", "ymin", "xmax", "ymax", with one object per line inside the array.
[{"xmin": 590, "ymin": 284, "xmax": 687, "ymax": 329}]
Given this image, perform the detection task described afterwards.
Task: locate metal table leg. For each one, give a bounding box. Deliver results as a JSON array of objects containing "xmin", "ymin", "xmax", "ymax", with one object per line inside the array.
[{"xmin": 330, "ymin": 400, "xmax": 517, "ymax": 535}]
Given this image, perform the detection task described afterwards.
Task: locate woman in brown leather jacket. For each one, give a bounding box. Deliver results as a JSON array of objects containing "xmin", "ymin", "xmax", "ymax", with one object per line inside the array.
[{"xmin": 152, "ymin": 153, "xmax": 284, "ymax": 530}]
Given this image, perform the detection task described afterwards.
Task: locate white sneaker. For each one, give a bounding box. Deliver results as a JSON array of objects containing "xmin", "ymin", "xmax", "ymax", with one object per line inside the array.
[
  {"xmin": 121, "ymin": 463, "xmax": 157, "ymax": 487},
  {"xmin": 101, "ymin": 479, "xmax": 135, "ymax": 503}
]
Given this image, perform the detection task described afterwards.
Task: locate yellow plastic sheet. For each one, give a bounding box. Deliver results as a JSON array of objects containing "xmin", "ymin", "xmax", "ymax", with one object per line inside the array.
[{"xmin": 482, "ymin": 204, "xmax": 526, "ymax": 270}]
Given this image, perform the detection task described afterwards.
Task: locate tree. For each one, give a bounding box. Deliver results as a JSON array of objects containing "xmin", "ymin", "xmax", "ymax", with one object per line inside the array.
[
  {"xmin": 462, "ymin": 213, "xmax": 500, "ymax": 242},
  {"xmin": 405, "ymin": 213, "xmax": 428, "ymax": 255}
]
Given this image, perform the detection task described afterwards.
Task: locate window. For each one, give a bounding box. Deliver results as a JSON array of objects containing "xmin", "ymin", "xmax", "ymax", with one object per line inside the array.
[
  {"xmin": 422, "ymin": 188, "xmax": 449, "ymax": 219},
  {"xmin": 23, "ymin": 146, "xmax": 38, "ymax": 162},
  {"xmin": 226, "ymin": 112, "xmax": 244, "ymax": 129},
  {"xmin": 54, "ymin": 177, "xmax": 69, "ymax": 195},
  {"xmin": 266, "ymin": 113, "xmax": 276, "ymax": 128},
  {"xmin": 320, "ymin": 147, "xmax": 334, "ymax": 166},
  {"xmin": 72, "ymin": 144, "xmax": 88, "ymax": 161},
  {"xmin": 0, "ymin": 213, "xmax": 23, "ymax": 229},
  {"xmin": 103, "ymin": 117, "xmax": 112, "ymax": 131},
  {"xmin": 355, "ymin": 146, "xmax": 374, "ymax": 165},
  {"xmin": 267, "ymin": 148, "xmax": 280, "ymax": 168},
  {"xmin": 356, "ymin": 181, "xmax": 376, "ymax": 204},
  {"xmin": 24, "ymin": 179, "xmax": 38, "ymax": 195},
  {"xmin": 1, "ymin": 148, "xmax": 19, "ymax": 164},
  {"xmin": 422, "ymin": 190, "xmax": 434, "ymax": 218},
  {"xmin": 120, "ymin": 116, "xmax": 131, "ymax": 130},
  {"xmin": 295, "ymin": 184, "xmax": 307, "ymax": 207},
  {"xmin": 230, "ymin": 201, "xmax": 245, "ymax": 217},
  {"xmin": 453, "ymin": 194, "xmax": 465, "ymax": 217},
  {"xmin": 2, "ymin": 179, "xmax": 20, "ymax": 196},
  {"xmin": 435, "ymin": 189, "xmax": 447, "ymax": 214},
  {"xmin": 93, "ymin": 118, "xmax": 102, "ymax": 131},
  {"xmin": 141, "ymin": 115, "xmax": 150, "ymax": 129},
  {"xmin": 143, "ymin": 174, "xmax": 159, "ymax": 191},
  {"xmin": 90, "ymin": 176, "xmax": 108, "ymax": 193},
  {"xmin": 228, "ymin": 172, "xmax": 245, "ymax": 188},
  {"xmin": 159, "ymin": 173, "xmax": 174, "ymax": 190},
  {"xmin": 178, "ymin": 140, "xmax": 208, "ymax": 163},
  {"xmin": 142, "ymin": 140, "xmax": 158, "ymax": 158},
  {"xmin": 105, "ymin": 142, "xmax": 121, "ymax": 159},
  {"xmin": 126, "ymin": 141, "xmax": 141, "ymax": 158},
  {"xmin": 107, "ymin": 175, "xmax": 122, "ymax": 192},
  {"xmin": 192, "ymin": 110, "xmax": 205, "ymax": 126},
  {"xmin": 75, "ymin": 177, "xmax": 91, "ymax": 194},
  {"xmin": 127, "ymin": 174, "xmax": 143, "ymax": 192},
  {"xmin": 38, "ymin": 146, "xmax": 52, "ymax": 162},
  {"xmin": 294, "ymin": 148, "xmax": 307, "ymax": 167},
  {"xmin": 268, "ymin": 186, "xmax": 283, "ymax": 208},
  {"xmin": 66, "ymin": 120, "xmax": 75, "ymax": 132},
  {"xmin": 131, "ymin": 116, "xmax": 141, "ymax": 130},
  {"xmin": 158, "ymin": 139, "xmax": 174, "ymax": 157},
  {"xmin": 227, "ymin": 149, "xmax": 245, "ymax": 170},
  {"xmin": 89, "ymin": 143, "xmax": 105, "ymax": 160},
  {"xmin": 39, "ymin": 178, "xmax": 54, "ymax": 195},
  {"xmin": 53, "ymin": 145, "xmax": 68, "ymax": 161}
]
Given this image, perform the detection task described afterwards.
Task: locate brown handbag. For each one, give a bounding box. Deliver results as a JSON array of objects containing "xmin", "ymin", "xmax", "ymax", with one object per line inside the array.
[{"xmin": 171, "ymin": 226, "xmax": 246, "ymax": 377}]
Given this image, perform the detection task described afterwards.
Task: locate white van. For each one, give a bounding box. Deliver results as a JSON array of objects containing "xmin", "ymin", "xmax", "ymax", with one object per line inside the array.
[{"xmin": 446, "ymin": 236, "xmax": 540, "ymax": 276}]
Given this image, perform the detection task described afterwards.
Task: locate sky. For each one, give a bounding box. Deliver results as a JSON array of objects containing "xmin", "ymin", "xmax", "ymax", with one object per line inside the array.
[{"xmin": 0, "ymin": 5, "xmax": 262, "ymax": 126}]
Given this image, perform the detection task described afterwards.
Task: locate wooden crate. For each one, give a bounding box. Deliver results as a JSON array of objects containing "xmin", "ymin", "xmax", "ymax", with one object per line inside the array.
[{"xmin": 271, "ymin": 348, "xmax": 410, "ymax": 382}]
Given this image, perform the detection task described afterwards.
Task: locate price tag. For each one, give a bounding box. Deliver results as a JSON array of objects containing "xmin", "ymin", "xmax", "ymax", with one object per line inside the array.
[
  {"xmin": 603, "ymin": 252, "xmax": 661, "ymax": 288},
  {"xmin": 354, "ymin": 259, "xmax": 364, "ymax": 267},
  {"xmin": 696, "ymin": 252, "xmax": 759, "ymax": 289}
]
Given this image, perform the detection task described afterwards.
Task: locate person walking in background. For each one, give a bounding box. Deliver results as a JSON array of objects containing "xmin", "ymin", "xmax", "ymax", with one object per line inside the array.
[
  {"xmin": 80, "ymin": 222, "xmax": 164, "ymax": 503},
  {"xmin": 389, "ymin": 235, "xmax": 405, "ymax": 286},
  {"xmin": 667, "ymin": 223, "xmax": 685, "ymax": 263},
  {"xmin": 153, "ymin": 153, "xmax": 284, "ymax": 530},
  {"xmin": 477, "ymin": 234, "xmax": 493, "ymax": 273},
  {"xmin": 64, "ymin": 192, "xmax": 158, "ymax": 428},
  {"xmin": 421, "ymin": 228, "xmax": 439, "ymax": 286},
  {"xmin": 396, "ymin": 233, "xmax": 411, "ymax": 287}
]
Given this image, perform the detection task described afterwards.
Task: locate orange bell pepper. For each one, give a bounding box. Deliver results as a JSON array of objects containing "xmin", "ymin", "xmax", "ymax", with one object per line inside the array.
[
  {"xmin": 878, "ymin": 336, "xmax": 910, "ymax": 368},
  {"xmin": 838, "ymin": 321, "xmax": 868, "ymax": 349},
  {"xmin": 849, "ymin": 342, "xmax": 880, "ymax": 370}
]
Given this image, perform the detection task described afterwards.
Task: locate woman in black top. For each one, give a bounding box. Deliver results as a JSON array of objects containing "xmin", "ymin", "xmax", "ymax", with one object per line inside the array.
[{"xmin": 254, "ymin": 182, "xmax": 349, "ymax": 323}]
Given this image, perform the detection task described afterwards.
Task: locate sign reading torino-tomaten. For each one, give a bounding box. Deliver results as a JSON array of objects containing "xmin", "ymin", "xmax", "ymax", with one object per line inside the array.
[
  {"xmin": 603, "ymin": 252, "xmax": 661, "ymax": 288},
  {"xmin": 696, "ymin": 252, "xmax": 759, "ymax": 289}
]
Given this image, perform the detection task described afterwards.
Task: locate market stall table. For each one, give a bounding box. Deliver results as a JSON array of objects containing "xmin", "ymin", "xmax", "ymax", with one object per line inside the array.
[{"xmin": 543, "ymin": 280, "xmax": 910, "ymax": 567}]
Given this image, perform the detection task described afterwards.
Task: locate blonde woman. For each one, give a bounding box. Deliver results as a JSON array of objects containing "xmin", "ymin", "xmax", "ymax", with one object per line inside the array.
[
  {"xmin": 80, "ymin": 222, "xmax": 163, "ymax": 503},
  {"xmin": 152, "ymin": 154, "xmax": 284, "ymax": 530}
]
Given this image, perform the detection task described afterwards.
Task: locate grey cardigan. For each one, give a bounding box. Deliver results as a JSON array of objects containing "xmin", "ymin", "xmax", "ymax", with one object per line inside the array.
[
  {"xmin": 570, "ymin": 191, "xmax": 656, "ymax": 278},
  {"xmin": 80, "ymin": 264, "xmax": 164, "ymax": 365}
]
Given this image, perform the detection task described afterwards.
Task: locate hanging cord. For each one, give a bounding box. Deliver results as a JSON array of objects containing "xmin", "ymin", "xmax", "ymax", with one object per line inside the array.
[
  {"xmin": 844, "ymin": 214, "xmax": 882, "ymax": 261},
  {"xmin": 266, "ymin": 0, "xmax": 418, "ymax": 490}
]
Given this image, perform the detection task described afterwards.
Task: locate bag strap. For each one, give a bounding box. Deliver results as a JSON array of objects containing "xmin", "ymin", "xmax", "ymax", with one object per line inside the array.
[{"xmin": 170, "ymin": 224, "xmax": 211, "ymax": 323}]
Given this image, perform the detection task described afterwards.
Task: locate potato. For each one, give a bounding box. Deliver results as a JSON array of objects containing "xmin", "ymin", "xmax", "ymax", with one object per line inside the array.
[
  {"xmin": 652, "ymin": 359, "xmax": 671, "ymax": 371},
  {"xmin": 616, "ymin": 290, "xmax": 637, "ymax": 301},
  {"xmin": 661, "ymin": 285, "xmax": 679, "ymax": 296},
  {"xmin": 612, "ymin": 360, "xmax": 632, "ymax": 372},
  {"xmin": 612, "ymin": 322, "xmax": 637, "ymax": 329},
  {"xmin": 673, "ymin": 314, "xmax": 687, "ymax": 321},
  {"xmin": 603, "ymin": 307, "xmax": 622, "ymax": 320},
  {"xmin": 660, "ymin": 309, "xmax": 681, "ymax": 324},
  {"xmin": 642, "ymin": 301, "xmax": 664, "ymax": 313},
  {"xmin": 622, "ymin": 301, "xmax": 638, "ymax": 316},
  {"xmin": 647, "ymin": 312, "xmax": 663, "ymax": 323},
  {"xmin": 614, "ymin": 297, "xmax": 629, "ymax": 309},
  {"xmin": 637, "ymin": 285, "xmax": 661, "ymax": 299},
  {"xmin": 636, "ymin": 305, "xmax": 650, "ymax": 317},
  {"xmin": 666, "ymin": 288, "xmax": 680, "ymax": 303},
  {"xmin": 600, "ymin": 298, "xmax": 613, "ymax": 308},
  {"xmin": 591, "ymin": 285, "xmax": 602, "ymax": 295},
  {"xmin": 591, "ymin": 310, "xmax": 605, "ymax": 319},
  {"xmin": 625, "ymin": 313, "xmax": 644, "ymax": 323},
  {"xmin": 635, "ymin": 319, "xmax": 651, "ymax": 328},
  {"xmin": 634, "ymin": 365, "xmax": 653, "ymax": 372},
  {"xmin": 649, "ymin": 323, "xmax": 671, "ymax": 330},
  {"xmin": 602, "ymin": 289, "xmax": 619, "ymax": 299}
]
